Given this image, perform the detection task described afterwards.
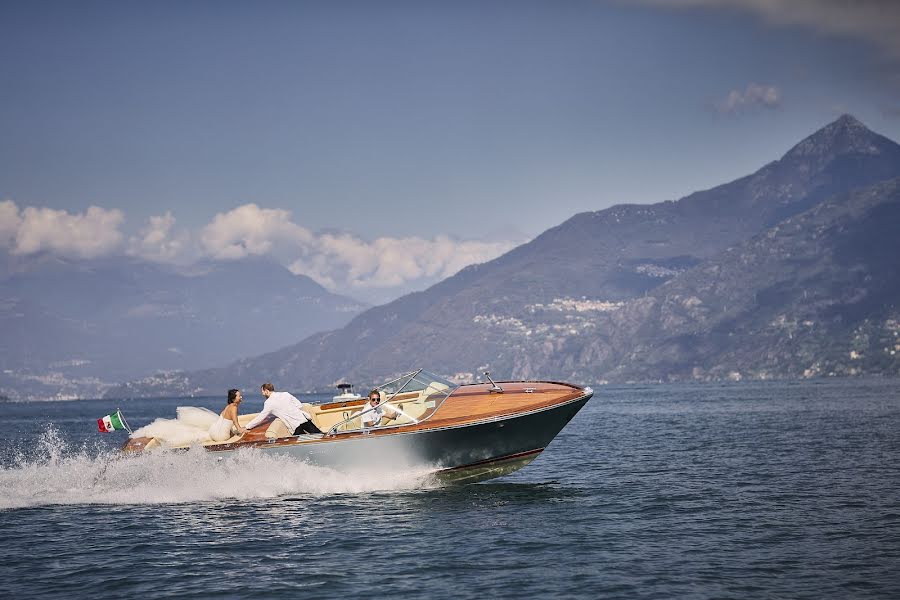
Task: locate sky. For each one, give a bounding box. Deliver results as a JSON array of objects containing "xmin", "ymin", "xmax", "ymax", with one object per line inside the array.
[{"xmin": 2, "ymin": 0, "xmax": 900, "ymax": 303}]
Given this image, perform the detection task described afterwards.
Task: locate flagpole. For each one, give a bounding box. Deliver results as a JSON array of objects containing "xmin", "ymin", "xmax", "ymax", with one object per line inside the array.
[{"xmin": 118, "ymin": 408, "xmax": 133, "ymax": 434}]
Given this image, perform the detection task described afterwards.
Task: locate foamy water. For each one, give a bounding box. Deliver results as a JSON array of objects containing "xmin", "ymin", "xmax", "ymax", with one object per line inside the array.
[{"xmin": 0, "ymin": 425, "xmax": 438, "ymax": 510}]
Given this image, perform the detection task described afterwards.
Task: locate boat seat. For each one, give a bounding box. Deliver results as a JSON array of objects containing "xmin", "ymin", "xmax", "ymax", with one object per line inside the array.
[
  {"xmin": 394, "ymin": 383, "xmax": 450, "ymax": 421},
  {"xmin": 311, "ymin": 402, "xmax": 367, "ymax": 431},
  {"xmin": 265, "ymin": 419, "xmax": 292, "ymax": 439},
  {"xmin": 422, "ymin": 382, "xmax": 450, "ymax": 397},
  {"xmin": 307, "ymin": 387, "xmax": 447, "ymax": 432},
  {"xmin": 397, "ymin": 402, "xmax": 429, "ymax": 422},
  {"xmin": 301, "ymin": 403, "xmax": 325, "ymax": 432}
]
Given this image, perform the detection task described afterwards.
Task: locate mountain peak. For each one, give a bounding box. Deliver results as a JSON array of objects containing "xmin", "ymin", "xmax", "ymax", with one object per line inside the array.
[
  {"xmin": 783, "ymin": 114, "xmax": 895, "ymax": 162},
  {"xmin": 832, "ymin": 113, "xmax": 865, "ymax": 129}
]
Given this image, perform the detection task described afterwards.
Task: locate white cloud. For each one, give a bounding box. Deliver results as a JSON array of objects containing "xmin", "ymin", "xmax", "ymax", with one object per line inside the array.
[
  {"xmin": 127, "ymin": 211, "xmax": 192, "ymax": 264},
  {"xmin": 203, "ymin": 204, "xmax": 519, "ymax": 294},
  {"xmin": 637, "ymin": 0, "xmax": 900, "ymax": 60},
  {"xmin": 13, "ymin": 204, "xmax": 125, "ymax": 258},
  {"xmin": 200, "ymin": 203, "xmax": 313, "ymax": 260},
  {"xmin": 715, "ymin": 83, "xmax": 781, "ymax": 114},
  {"xmin": 2, "ymin": 200, "xmax": 521, "ymax": 300},
  {"xmin": 0, "ymin": 200, "xmax": 22, "ymax": 247},
  {"xmin": 289, "ymin": 232, "xmax": 516, "ymax": 291}
]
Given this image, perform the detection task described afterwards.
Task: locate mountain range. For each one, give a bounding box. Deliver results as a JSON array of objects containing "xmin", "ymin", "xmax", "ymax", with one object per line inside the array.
[
  {"xmin": 0, "ymin": 257, "xmax": 366, "ymax": 400},
  {"xmin": 105, "ymin": 114, "xmax": 900, "ymax": 398}
]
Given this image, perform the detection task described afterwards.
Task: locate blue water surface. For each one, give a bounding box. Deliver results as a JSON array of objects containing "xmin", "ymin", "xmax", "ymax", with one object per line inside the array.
[{"xmin": 1, "ymin": 379, "xmax": 899, "ymax": 599}]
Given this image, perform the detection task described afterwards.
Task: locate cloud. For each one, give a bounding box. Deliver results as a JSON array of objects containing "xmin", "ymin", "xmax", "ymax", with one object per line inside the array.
[
  {"xmin": 0, "ymin": 200, "xmax": 22, "ymax": 247},
  {"xmin": 2, "ymin": 200, "xmax": 521, "ymax": 299},
  {"xmin": 199, "ymin": 204, "xmax": 520, "ymax": 293},
  {"xmin": 715, "ymin": 83, "xmax": 781, "ymax": 114},
  {"xmin": 200, "ymin": 203, "xmax": 313, "ymax": 260},
  {"xmin": 127, "ymin": 211, "xmax": 192, "ymax": 264},
  {"xmin": 289, "ymin": 233, "xmax": 517, "ymax": 291},
  {"xmin": 10, "ymin": 203, "xmax": 124, "ymax": 258},
  {"xmin": 200, "ymin": 204, "xmax": 519, "ymax": 293},
  {"xmin": 637, "ymin": 0, "xmax": 900, "ymax": 61}
]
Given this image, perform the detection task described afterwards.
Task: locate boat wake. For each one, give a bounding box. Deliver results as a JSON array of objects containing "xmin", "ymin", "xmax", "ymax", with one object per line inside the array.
[{"xmin": 0, "ymin": 426, "xmax": 440, "ymax": 510}]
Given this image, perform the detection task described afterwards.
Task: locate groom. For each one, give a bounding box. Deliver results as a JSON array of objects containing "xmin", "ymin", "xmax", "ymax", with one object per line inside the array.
[{"xmin": 244, "ymin": 383, "xmax": 323, "ymax": 435}]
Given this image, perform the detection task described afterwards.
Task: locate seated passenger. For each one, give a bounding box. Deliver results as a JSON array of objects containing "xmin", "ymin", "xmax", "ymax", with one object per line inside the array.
[
  {"xmin": 359, "ymin": 389, "xmax": 398, "ymax": 428},
  {"xmin": 208, "ymin": 388, "xmax": 246, "ymax": 442}
]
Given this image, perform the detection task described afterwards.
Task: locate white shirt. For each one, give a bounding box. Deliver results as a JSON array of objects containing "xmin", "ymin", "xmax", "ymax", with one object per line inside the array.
[
  {"xmin": 360, "ymin": 402, "xmax": 395, "ymax": 427},
  {"xmin": 245, "ymin": 391, "xmax": 311, "ymax": 433}
]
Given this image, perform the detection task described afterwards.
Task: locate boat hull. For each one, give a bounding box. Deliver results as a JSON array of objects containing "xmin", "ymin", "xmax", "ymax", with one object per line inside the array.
[{"xmin": 227, "ymin": 391, "xmax": 591, "ymax": 483}]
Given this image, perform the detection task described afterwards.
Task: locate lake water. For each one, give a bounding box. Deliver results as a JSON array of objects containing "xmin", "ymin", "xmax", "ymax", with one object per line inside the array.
[{"xmin": 1, "ymin": 379, "xmax": 899, "ymax": 599}]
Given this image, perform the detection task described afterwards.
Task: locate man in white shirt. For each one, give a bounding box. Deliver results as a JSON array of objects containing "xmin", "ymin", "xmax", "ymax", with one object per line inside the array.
[
  {"xmin": 359, "ymin": 389, "xmax": 399, "ymax": 428},
  {"xmin": 244, "ymin": 383, "xmax": 322, "ymax": 435}
]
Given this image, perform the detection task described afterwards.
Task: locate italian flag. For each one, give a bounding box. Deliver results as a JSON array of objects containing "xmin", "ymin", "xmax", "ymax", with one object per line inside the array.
[{"xmin": 98, "ymin": 410, "xmax": 128, "ymax": 433}]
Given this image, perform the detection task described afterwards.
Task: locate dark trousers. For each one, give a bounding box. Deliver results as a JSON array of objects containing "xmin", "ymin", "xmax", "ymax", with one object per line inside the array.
[{"xmin": 293, "ymin": 420, "xmax": 322, "ymax": 435}]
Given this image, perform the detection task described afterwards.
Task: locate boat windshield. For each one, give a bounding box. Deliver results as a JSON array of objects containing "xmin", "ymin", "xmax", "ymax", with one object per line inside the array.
[{"xmin": 327, "ymin": 369, "xmax": 458, "ymax": 435}]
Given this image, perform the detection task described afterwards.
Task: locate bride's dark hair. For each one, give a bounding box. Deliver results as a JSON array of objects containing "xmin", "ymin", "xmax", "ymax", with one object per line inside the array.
[{"xmin": 227, "ymin": 389, "xmax": 240, "ymax": 404}]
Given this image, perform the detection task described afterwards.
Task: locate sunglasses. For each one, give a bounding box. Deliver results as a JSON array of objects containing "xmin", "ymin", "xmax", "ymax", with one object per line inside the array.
[{"xmin": 370, "ymin": 397, "xmax": 381, "ymax": 403}]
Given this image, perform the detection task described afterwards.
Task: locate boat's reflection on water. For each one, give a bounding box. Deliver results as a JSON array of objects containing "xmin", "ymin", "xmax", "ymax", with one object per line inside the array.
[{"xmin": 277, "ymin": 479, "xmax": 588, "ymax": 512}]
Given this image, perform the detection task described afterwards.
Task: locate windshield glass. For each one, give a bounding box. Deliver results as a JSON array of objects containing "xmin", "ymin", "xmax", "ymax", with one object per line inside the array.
[
  {"xmin": 327, "ymin": 370, "xmax": 458, "ymax": 434},
  {"xmin": 378, "ymin": 370, "xmax": 458, "ymax": 399}
]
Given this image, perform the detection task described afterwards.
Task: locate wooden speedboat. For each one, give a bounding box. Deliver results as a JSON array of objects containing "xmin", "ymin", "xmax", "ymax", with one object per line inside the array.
[{"xmin": 122, "ymin": 370, "xmax": 593, "ymax": 483}]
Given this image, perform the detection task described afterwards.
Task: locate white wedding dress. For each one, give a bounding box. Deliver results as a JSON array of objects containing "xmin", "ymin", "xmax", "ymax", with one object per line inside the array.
[
  {"xmin": 132, "ymin": 406, "xmax": 222, "ymax": 446},
  {"xmin": 207, "ymin": 415, "xmax": 235, "ymax": 442}
]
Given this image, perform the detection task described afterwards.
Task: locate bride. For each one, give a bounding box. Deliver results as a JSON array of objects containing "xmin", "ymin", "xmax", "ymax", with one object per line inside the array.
[
  {"xmin": 130, "ymin": 390, "xmax": 248, "ymax": 446},
  {"xmin": 208, "ymin": 389, "xmax": 247, "ymax": 442}
]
